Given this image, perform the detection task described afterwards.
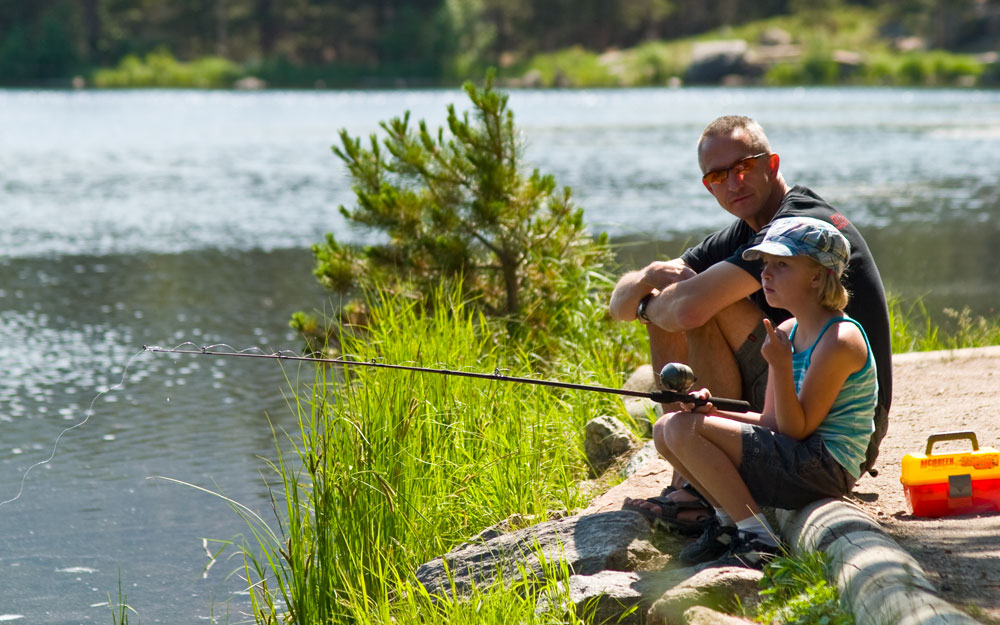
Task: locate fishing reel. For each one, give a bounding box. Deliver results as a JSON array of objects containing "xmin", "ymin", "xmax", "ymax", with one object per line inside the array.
[
  {"xmin": 654, "ymin": 362, "xmax": 750, "ymax": 412},
  {"xmin": 659, "ymin": 362, "xmax": 697, "ymax": 392}
]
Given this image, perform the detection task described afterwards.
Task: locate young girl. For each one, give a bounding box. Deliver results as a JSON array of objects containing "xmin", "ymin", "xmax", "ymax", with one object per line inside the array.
[{"xmin": 651, "ymin": 216, "xmax": 877, "ymax": 569}]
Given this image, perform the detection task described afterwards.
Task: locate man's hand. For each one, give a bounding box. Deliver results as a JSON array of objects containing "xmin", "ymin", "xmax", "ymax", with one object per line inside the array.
[
  {"xmin": 609, "ymin": 259, "xmax": 695, "ymax": 321},
  {"xmin": 639, "ymin": 260, "xmax": 697, "ymax": 289}
]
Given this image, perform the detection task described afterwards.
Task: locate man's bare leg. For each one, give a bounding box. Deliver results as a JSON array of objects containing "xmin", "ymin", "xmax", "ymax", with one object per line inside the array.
[{"xmin": 638, "ymin": 298, "xmax": 764, "ymax": 510}]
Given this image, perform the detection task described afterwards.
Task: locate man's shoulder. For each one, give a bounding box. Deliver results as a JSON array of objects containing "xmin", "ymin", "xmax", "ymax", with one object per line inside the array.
[
  {"xmin": 777, "ymin": 186, "xmax": 859, "ymax": 234},
  {"xmin": 779, "ymin": 185, "xmax": 834, "ymax": 214}
]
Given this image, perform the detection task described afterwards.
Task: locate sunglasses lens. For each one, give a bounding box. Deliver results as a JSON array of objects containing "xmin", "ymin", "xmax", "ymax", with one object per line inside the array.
[
  {"xmin": 703, "ymin": 170, "xmax": 726, "ymax": 185},
  {"xmin": 703, "ymin": 154, "xmax": 766, "ymax": 186},
  {"xmin": 733, "ymin": 156, "xmax": 759, "ymax": 176}
]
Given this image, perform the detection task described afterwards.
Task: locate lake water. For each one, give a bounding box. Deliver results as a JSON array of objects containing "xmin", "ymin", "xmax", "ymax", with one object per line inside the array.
[{"xmin": 1, "ymin": 87, "xmax": 998, "ymax": 623}]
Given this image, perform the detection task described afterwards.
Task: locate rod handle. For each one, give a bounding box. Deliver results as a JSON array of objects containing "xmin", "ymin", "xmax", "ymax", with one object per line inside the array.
[
  {"xmin": 648, "ymin": 390, "xmax": 750, "ymax": 413},
  {"xmin": 707, "ymin": 396, "xmax": 752, "ymax": 413}
]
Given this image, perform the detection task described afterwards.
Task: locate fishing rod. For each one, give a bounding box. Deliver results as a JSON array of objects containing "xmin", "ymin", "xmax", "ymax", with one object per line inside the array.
[{"xmin": 143, "ymin": 343, "xmax": 751, "ymax": 412}]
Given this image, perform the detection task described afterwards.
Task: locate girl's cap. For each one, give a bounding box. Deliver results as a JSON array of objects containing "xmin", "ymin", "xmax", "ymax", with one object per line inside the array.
[{"xmin": 742, "ymin": 216, "xmax": 851, "ymax": 276}]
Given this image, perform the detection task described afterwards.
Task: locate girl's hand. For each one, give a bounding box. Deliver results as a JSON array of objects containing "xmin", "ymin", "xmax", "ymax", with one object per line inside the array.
[
  {"xmin": 761, "ymin": 318, "xmax": 793, "ymax": 372},
  {"xmin": 687, "ymin": 387, "xmax": 715, "ymax": 413}
]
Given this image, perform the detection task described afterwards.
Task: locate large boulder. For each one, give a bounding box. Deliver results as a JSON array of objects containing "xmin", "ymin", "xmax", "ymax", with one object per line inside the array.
[
  {"xmin": 647, "ymin": 566, "xmax": 763, "ymax": 625},
  {"xmin": 536, "ymin": 569, "xmax": 685, "ymax": 625},
  {"xmin": 414, "ymin": 510, "xmax": 663, "ymax": 597},
  {"xmin": 684, "ymin": 40, "xmax": 750, "ymax": 84},
  {"xmin": 682, "ymin": 606, "xmax": 758, "ymax": 625}
]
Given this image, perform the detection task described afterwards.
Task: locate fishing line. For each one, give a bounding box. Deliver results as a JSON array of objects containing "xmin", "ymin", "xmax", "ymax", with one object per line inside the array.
[
  {"xmin": 142, "ymin": 342, "xmax": 752, "ymax": 411},
  {"xmin": 0, "ymin": 339, "xmax": 749, "ymax": 510},
  {"xmin": 0, "ymin": 347, "xmax": 148, "ymax": 509}
]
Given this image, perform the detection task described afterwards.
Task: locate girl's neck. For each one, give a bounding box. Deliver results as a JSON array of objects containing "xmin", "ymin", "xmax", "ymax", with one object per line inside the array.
[{"xmin": 790, "ymin": 303, "xmax": 844, "ymax": 351}]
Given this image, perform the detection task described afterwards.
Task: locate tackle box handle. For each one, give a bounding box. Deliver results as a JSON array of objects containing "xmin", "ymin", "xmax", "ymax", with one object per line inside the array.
[{"xmin": 926, "ymin": 431, "xmax": 979, "ymax": 456}]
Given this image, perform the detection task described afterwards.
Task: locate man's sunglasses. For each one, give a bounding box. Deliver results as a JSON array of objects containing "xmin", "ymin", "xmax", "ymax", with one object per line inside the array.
[{"xmin": 702, "ymin": 152, "xmax": 770, "ymax": 186}]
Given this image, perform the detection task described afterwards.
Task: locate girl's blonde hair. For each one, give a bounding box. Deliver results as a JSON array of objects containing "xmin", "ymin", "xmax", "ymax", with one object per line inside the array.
[{"xmin": 815, "ymin": 263, "xmax": 850, "ymax": 310}]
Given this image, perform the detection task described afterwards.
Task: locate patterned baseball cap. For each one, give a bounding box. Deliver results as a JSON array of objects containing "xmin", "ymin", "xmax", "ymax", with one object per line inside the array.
[{"xmin": 742, "ymin": 216, "xmax": 851, "ymax": 276}]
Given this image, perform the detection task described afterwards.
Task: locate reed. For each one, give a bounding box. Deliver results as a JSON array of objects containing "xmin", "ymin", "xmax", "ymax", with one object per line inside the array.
[{"xmin": 232, "ymin": 282, "xmax": 643, "ymax": 624}]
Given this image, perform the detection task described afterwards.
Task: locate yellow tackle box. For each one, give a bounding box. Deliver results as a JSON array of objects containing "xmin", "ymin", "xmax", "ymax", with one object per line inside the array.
[{"xmin": 900, "ymin": 431, "xmax": 1000, "ymax": 517}]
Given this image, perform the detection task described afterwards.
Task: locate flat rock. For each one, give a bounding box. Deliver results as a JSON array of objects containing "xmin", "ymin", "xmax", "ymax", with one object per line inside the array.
[{"xmin": 414, "ymin": 510, "xmax": 663, "ymax": 596}]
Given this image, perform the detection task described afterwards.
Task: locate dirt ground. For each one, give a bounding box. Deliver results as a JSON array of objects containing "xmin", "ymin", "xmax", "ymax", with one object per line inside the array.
[{"xmin": 849, "ymin": 346, "xmax": 1000, "ymax": 624}]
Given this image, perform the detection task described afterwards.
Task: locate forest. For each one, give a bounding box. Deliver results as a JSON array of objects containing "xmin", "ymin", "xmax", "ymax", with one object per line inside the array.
[{"xmin": 1, "ymin": 0, "xmax": 998, "ymax": 86}]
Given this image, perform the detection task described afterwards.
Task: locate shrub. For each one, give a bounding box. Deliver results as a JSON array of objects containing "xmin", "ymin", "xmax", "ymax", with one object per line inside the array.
[
  {"xmin": 93, "ymin": 48, "xmax": 243, "ymax": 88},
  {"xmin": 300, "ymin": 71, "xmax": 615, "ymax": 357}
]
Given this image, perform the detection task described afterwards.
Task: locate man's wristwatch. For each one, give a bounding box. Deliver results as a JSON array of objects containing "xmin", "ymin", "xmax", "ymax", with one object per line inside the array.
[{"xmin": 636, "ymin": 293, "xmax": 653, "ymax": 324}]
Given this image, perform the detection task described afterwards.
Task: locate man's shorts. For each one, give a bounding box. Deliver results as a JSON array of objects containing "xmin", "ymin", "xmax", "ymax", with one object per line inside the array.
[
  {"xmin": 733, "ymin": 317, "xmax": 769, "ymax": 412},
  {"xmin": 738, "ymin": 423, "xmax": 855, "ymax": 510}
]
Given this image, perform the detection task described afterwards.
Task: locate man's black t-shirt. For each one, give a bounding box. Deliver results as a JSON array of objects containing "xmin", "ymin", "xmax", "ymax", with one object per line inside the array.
[{"xmin": 681, "ymin": 185, "xmax": 893, "ymax": 415}]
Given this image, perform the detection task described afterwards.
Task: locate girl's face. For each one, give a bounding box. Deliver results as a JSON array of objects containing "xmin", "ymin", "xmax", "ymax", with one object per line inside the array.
[{"xmin": 759, "ymin": 253, "xmax": 824, "ymax": 309}]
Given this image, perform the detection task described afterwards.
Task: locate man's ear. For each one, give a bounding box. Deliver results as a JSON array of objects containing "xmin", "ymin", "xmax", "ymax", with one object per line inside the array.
[{"xmin": 768, "ymin": 153, "xmax": 780, "ymax": 174}]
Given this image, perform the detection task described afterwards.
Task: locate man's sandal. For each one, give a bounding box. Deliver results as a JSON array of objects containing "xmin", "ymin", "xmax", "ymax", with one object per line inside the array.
[{"xmin": 622, "ymin": 486, "xmax": 713, "ymax": 535}]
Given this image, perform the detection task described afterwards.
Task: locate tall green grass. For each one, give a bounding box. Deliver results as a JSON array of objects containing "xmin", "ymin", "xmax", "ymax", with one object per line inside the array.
[
  {"xmin": 216, "ymin": 287, "xmax": 998, "ymax": 624},
  {"xmin": 889, "ymin": 295, "xmax": 1000, "ymax": 353},
  {"xmin": 230, "ymin": 283, "xmax": 644, "ymax": 624}
]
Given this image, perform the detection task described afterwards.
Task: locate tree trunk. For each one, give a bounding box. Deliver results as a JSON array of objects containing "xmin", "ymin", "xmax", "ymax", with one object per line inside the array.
[
  {"xmin": 256, "ymin": 0, "xmax": 276, "ymax": 56},
  {"xmin": 81, "ymin": 0, "xmax": 100, "ymax": 62}
]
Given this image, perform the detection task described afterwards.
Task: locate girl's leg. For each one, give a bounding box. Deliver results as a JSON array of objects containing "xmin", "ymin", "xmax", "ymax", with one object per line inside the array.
[{"xmin": 659, "ymin": 411, "xmax": 760, "ymax": 523}]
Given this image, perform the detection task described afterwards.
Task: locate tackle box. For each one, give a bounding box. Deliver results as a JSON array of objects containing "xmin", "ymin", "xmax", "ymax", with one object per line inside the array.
[{"xmin": 900, "ymin": 431, "xmax": 1000, "ymax": 517}]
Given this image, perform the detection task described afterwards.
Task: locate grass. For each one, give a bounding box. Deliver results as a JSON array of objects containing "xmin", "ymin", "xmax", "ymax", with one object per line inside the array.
[
  {"xmin": 225, "ymin": 288, "xmax": 998, "ymax": 625},
  {"xmin": 224, "ymin": 282, "xmax": 646, "ymax": 624},
  {"xmin": 753, "ymin": 551, "xmax": 853, "ymax": 625},
  {"xmin": 889, "ymin": 294, "xmax": 1000, "ymax": 354},
  {"xmin": 107, "ymin": 572, "xmax": 139, "ymax": 625},
  {"xmin": 110, "ymin": 288, "xmax": 998, "ymax": 623}
]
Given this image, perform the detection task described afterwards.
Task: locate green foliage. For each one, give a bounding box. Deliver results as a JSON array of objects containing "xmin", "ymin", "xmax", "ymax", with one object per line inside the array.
[
  {"xmin": 92, "ymin": 48, "xmax": 243, "ymax": 88},
  {"xmin": 518, "ymin": 46, "xmax": 618, "ymax": 87},
  {"xmin": 306, "ymin": 72, "xmax": 614, "ymax": 353},
  {"xmin": 0, "ymin": 0, "xmax": 83, "ymax": 83},
  {"xmin": 754, "ymin": 551, "xmax": 854, "ymax": 625},
  {"xmin": 107, "ymin": 572, "xmax": 139, "ymax": 625},
  {"xmin": 512, "ymin": 40, "xmax": 689, "ymax": 87},
  {"xmin": 237, "ymin": 284, "xmax": 645, "ymax": 624},
  {"xmin": 888, "ymin": 294, "xmax": 1000, "ymax": 353}
]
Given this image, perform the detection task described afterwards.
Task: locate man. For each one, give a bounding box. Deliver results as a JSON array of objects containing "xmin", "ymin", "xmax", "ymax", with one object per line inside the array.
[{"xmin": 610, "ymin": 115, "xmax": 892, "ymax": 541}]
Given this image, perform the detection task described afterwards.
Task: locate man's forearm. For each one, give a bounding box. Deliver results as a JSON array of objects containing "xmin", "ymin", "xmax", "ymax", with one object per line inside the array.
[
  {"xmin": 609, "ymin": 260, "xmax": 695, "ymax": 322},
  {"xmin": 608, "ymin": 270, "xmax": 650, "ymax": 321}
]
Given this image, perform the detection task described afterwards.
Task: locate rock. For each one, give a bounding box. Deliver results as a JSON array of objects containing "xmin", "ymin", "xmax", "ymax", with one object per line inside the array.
[
  {"xmin": 684, "ymin": 40, "xmax": 749, "ymax": 84},
  {"xmin": 894, "ymin": 36, "xmax": 927, "ymax": 52},
  {"xmin": 682, "ymin": 605, "xmax": 757, "ymax": 625},
  {"xmin": 233, "ymin": 76, "xmax": 267, "ymax": 90},
  {"xmin": 832, "ymin": 50, "xmax": 864, "ymax": 79},
  {"xmin": 620, "ymin": 440, "xmax": 661, "ymax": 479},
  {"xmin": 581, "ymin": 454, "xmax": 673, "ymax": 516},
  {"xmin": 414, "ymin": 510, "xmax": 663, "ymax": 597},
  {"xmin": 647, "ymin": 567, "xmax": 763, "ymax": 625},
  {"xmin": 622, "ymin": 364, "xmax": 662, "ymax": 436},
  {"xmin": 520, "ymin": 69, "xmax": 543, "ymax": 88},
  {"xmin": 585, "ymin": 415, "xmax": 640, "ymax": 476},
  {"xmin": 759, "ymin": 27, "xmax": 792, "ymax": 46},
  {"xmin": 536, "ymin": 569, "xmax": 682, "ymax": 625}
]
